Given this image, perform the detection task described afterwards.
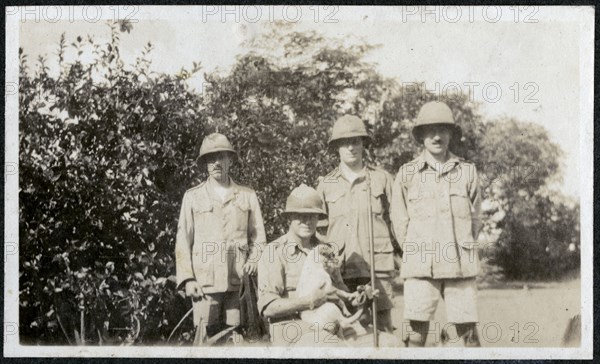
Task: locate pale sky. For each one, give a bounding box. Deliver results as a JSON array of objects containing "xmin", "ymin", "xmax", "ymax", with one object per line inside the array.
[{"xmin": 18, "ymin": 6, "xmax": 593, "ymax": 198}]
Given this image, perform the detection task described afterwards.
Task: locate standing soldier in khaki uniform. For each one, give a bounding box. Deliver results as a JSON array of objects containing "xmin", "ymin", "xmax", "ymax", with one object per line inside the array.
[
  {"xmin": 175, "ymin": 133, "xmax": 266, "ymax": 344},
  {"xmin": 391, "ymin": 101, "xmax": 482, "ymax": 347},
  {"xmin": 317, "ymin": 115, "xmax": 398, "ymax": 333}
]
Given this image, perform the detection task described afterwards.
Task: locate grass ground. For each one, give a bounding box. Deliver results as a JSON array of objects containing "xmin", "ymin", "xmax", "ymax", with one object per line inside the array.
[{"xmin": 389, "ymin": 278, "xmax": 581, "ymax": 347}]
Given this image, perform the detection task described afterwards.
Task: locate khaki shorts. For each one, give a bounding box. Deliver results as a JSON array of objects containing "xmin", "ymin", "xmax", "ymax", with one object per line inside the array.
[
  {"xmin": 403, "ymin": 277, "xmax": 478, "ymax": 323},
  {"xmin": 192, "ymin": 290, "xmax": 240, "ymax": 328}
]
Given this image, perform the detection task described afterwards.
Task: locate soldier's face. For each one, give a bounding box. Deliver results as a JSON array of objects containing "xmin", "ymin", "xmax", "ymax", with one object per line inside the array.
[
  {"xmin": 289, "ymin": 213, "xmax": 319, "ymax": 239},
  {"xmin": 422, "ymin": 125, "xmax": 452, "ymax": 156},
  {"xmin": 205, "ymin": 152, "xmax": 232, "ymax": 180},
  {"xmin": 337, "ymin": 137, "xmax": 364, "ymax": 166}
]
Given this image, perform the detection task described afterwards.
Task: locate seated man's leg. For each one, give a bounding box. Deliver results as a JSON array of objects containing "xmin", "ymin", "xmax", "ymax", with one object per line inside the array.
[
  {"xmin": 402, "ymin": 278, "xmax": 441, "ymax": 347},
  {"xmin": 444, "ymin": 277, "xmax": 480, "ymax": 347}
]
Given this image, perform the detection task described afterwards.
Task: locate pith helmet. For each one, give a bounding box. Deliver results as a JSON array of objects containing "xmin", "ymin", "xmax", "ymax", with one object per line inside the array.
[
  {"xmin": 412, "ymin": 101, "xmax": 462, "ymax": 143},
  {"xmin": 328, "ymin": 115, "xmax": 372, "ymax": 145},
  {"xmin": 198, "ymin": 133, "xmax": 238, "ymax": 161},
  {"xmin": 283, "ymin": 184, "xmax": 327, "ymax": 218}
]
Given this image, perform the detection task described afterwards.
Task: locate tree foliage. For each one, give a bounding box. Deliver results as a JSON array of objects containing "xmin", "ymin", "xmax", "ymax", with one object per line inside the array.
[
  {"xmin": 478, "ymin": 119, "xmax": 578, "ymax": 280},
  {"xmin": 19, "ymin": 21, "xmax": 579, "ymax": 345}
]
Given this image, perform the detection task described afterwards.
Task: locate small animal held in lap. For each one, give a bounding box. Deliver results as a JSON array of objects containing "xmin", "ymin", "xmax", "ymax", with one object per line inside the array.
[{"xmin": 296, "ymin": 244, "xmax": 365, "ymax": 335}]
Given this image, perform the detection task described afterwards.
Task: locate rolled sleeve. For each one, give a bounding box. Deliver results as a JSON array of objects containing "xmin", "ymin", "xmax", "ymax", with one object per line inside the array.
[{"xmin": 256, "ymin": 243, "xmax": 284, "ymax": 315}]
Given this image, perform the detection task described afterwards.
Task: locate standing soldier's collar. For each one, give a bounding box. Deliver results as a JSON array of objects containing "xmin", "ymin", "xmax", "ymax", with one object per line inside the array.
[
  {"xmin": 416, "ymin": 151, "xmax": 461, "ymax": 172},
  {"xmin": 204, "ymin": 178, "xmax": 240, "ymax": 202},
  {"xmin": 337, "ymin": 163, "xmax": 375, "ymax": 180}
]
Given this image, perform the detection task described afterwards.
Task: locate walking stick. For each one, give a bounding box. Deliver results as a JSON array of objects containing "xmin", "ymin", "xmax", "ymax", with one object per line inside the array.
[{"xmin": 365, "ymin": 171, "xmax": 379, "ymax": 347}]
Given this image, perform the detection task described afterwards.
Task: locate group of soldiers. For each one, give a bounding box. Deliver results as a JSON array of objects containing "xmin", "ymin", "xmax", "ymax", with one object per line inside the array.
[{"xmin": 175, "ymin": 101, "xmax": 482, "ymax": 347}]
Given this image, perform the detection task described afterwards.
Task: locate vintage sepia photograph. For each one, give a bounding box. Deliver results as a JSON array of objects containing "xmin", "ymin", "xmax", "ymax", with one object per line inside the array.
[{"xmin": 4, "ymin": 5, "xmax": 594, "ymax": 359}]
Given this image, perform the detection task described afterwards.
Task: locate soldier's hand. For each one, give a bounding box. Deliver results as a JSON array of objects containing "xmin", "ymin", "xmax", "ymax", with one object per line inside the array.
[
  {"xmin": 345, "ymin": 290, "xmax": 361, "ymax": 302},
  {"xmin": 324, "ymin": 287, "xmax": 340, "ymax": 302},
  {"xmin": 185, "ymin": 280, "xmax": 206, "ymax": 299},
  {"xmin": 360, "ymin": 283, "xmax": 380, "ymax": 299},
  {"xmin": 243, "ymin": 261, "xmax": 258, "ymax": 276}
]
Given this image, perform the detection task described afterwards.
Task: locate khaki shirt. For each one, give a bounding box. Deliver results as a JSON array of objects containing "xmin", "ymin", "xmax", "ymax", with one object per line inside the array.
[
  {"xmin": 175, "ymin": 179, "xmax": 266, "ymax": 293},
  {"xmin": 317, "ymin": 165, "xmax": 396, "ymax": 279},
  {"xmin": 391, "ymin": 152, "xmax": 482, "ymax": 279},
  {"xmin": 256, "ymin": 233, "xmax": 345, "ymax": 315}
]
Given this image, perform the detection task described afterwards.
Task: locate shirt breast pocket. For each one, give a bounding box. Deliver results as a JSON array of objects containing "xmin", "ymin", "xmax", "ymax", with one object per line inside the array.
[
  {"xmin": 192, "ymin": 202, "xmax": 213, "ymax": 228},
  {"xmin": 233, "ymin": 198, "xmax": 250, "ymax": 231},
  {"xmin": 407, "ymin": 188, "xmax": 435, "ymax": 218},
  {"xmin": 325, "ymin": 190, "xmax": 346, "ymax": 218},
  {"xmin": 449, "ymin": 186, "xmax": 471, "ymax": 219},
  {"xmin": 370, "ymin": 185, "xmax": 385, "ymax": 215}
]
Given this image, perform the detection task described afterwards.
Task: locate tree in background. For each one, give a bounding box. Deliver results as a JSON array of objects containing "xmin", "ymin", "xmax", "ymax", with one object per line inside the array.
[
  {"xmin": 202, "ymin": 23, "xmax": 387, "ymax": 237},
  {"xmin": 478, "ymin": 119, "xmax": 579, "ymax": 280},
  {"xmin": 18, "ymin": 21, "xmax": 579, "ymax": 345}
]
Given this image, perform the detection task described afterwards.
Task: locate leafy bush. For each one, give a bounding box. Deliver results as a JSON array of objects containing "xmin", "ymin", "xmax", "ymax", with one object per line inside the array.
[{"xmin": 20, "ymin": 22, "xmax": 203, "ymax": 344}]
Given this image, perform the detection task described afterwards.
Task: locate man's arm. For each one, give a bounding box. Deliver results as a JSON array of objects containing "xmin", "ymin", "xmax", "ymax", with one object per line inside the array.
[
  {"xmin": 245, "ymin": 191, "xmax": 267, "ymax": 273},
  {"xmin": 257, "ymin": 243, "xmax": 334, "ymax": 319},
  {"xmin": 257, "ymin": 243, "xmax": 311, "ymax": 319},
  {"xmin": 262, "ymin": 287, "xmax": 338, "ymax": 319},
  {"xmin": 262, "ymin": 296, "xmax": 314, "ymax": 319},
  {"xmin": 468, "ymin": 165, "xmax": 483, "ymax": 240},
  {"xmin": 390, "ymin": 168, "xmax": 410, "ymax": 246},
  {"xmin": 382, "ymin": 170, "xmax": 402, "ymax": 253},
  {"xmin": 175, "ymin": 192, "xmax": 195, "ymax": 289},
  {"xmin": 316, "ymin": 176, "xmax": 329, "ymax": 216}
]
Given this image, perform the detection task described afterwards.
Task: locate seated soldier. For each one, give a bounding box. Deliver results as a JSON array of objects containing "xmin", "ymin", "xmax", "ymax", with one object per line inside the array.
[{"xmin": 257, "ymin": 184, "xmax": 399, "ymax": 347}]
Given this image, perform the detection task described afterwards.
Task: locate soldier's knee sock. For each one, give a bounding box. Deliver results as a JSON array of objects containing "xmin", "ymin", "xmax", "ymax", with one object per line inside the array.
[
  {"xmin": 403, "ymin": 320, "xmax": 429, "ymax": 347},
  {"xmin": 193, "ymin": 324, "xmax": 206, "ymax": 345},
  {"xmin": 455, "ymin": 322, "xmax": 481, "ymax": 347}
]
